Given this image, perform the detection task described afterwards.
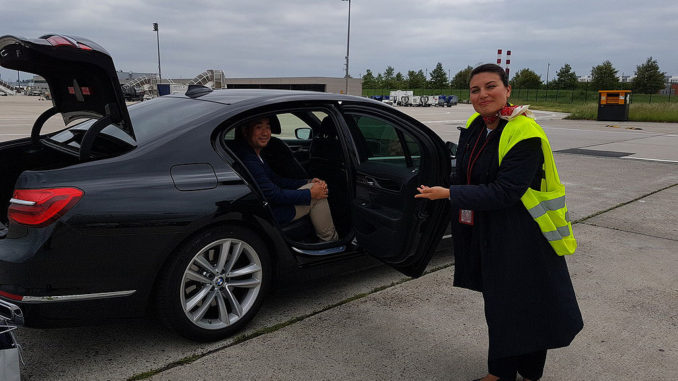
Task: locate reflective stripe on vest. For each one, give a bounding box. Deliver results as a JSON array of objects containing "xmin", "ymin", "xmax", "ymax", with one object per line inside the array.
[{"xmin": 465, "ymin": 113, "xmax": 577, "ymax": 256}]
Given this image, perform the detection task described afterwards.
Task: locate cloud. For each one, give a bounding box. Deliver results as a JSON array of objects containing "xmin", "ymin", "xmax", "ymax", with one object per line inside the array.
[{"xmin": 1, "ymin": 0, "xmax": 676, "ymax": 83}]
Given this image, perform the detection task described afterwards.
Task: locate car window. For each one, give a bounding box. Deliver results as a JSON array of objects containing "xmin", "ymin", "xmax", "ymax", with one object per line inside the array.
[
  {"xmin": 277, "ymin": 112, "xmax": 323, "ymax": 140},
  {"xmin": 49, "ymin": 97, "xmax": 224, "ymax": 147},
  {"xmin": 349, "ymin": 114, "xmax": 420, "ymax": 168}
]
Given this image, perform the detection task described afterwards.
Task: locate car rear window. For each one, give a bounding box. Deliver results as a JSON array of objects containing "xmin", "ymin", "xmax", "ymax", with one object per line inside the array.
[{"xmin": 49, "ymin": 97, "xmax": 224, "ymax": 149}]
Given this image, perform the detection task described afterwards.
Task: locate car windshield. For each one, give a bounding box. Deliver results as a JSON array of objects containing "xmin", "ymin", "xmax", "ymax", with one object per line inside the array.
[{"xmin": 49, "ymin": 97, "xmax": 225, "ymax": 149}]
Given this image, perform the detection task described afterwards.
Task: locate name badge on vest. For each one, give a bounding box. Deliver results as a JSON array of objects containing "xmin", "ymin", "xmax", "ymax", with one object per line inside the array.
[{"xmin": 459, "ymin": 209, "xmax": 474, "ymax": 225}]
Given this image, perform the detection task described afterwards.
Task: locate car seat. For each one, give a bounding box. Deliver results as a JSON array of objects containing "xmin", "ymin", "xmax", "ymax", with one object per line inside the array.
[
  {"xmin": 261, "ymin": 115, "xmax": 308, "ymax": 180},
  {"xmin": 308, "ymin": 117, "xmax": 350, "ymax": 236}
]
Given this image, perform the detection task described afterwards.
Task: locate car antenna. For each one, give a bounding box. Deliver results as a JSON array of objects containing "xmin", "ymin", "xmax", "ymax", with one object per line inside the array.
[{"xmin": 185, "ymin": 85, "xmax": 213, "ymax": 98}]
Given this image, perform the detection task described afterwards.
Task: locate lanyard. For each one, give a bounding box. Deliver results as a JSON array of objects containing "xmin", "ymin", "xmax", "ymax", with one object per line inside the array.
[{"xmin": 466, "ymin": 128, "xmax": 491, "ymax": 185}]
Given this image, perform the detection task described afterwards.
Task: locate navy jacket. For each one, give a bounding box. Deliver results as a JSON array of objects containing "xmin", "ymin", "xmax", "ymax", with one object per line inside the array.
[
  {"xmin": 450, "ymin": 117, "xmax": 583, "ymax": 360},
  {"xmin": 233, "ymin": 142, "xmax": 310, "ymax": 224}
]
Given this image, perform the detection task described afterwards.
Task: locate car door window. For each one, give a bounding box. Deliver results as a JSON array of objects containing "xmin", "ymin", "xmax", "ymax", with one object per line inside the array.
[
  {"xmin": 277, "ymin": 113, "xmax": 316, "ymax": 140},
  {"xmin": 351, "ymin": 115, "xmax": 420, "ymax": 168}
]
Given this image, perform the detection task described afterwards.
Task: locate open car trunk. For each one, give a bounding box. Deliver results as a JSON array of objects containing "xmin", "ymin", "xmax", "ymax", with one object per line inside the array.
[{"xmin": 0, "ymin": 139, "xmax": 80, "ymax": 225}]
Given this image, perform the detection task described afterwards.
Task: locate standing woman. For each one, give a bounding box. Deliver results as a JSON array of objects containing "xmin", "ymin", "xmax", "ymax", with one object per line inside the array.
[{"xmin": 415, "ymin": 64, "xmax": 583, "ymax": 381}]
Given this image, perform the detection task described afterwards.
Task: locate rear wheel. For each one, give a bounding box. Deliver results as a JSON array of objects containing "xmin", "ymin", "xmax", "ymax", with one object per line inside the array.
[{"xmin": 157, "ymin": 226, "xmax": 271, "ymax": 341}]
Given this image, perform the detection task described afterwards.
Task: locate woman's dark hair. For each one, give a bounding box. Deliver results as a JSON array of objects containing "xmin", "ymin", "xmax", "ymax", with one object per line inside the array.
[{"xmin": 470, "ymin": 63, "xmax": 509, "ymax": 87}]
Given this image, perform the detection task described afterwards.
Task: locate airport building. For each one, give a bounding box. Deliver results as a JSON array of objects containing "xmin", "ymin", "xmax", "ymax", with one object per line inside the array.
[{"xmin": 116, "ymin": 70, "xmax": 363, "ymax": 96}]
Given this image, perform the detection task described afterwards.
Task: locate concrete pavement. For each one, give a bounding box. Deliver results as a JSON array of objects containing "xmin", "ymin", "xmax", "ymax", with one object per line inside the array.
[{"xmin": 148, "ymin": 187, "xmax": 678, "ymax": 380}]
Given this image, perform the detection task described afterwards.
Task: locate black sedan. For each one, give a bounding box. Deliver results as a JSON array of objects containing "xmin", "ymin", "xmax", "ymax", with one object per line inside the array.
[{"xmin": 0, "ymin": 34, "xmax": 451, "ymax": 341}]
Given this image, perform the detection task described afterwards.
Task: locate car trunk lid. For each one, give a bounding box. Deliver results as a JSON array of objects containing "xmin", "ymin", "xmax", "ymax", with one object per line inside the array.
[{"xmin": 0, "ymin": 34, "xmax": 135, "ymax": 143}]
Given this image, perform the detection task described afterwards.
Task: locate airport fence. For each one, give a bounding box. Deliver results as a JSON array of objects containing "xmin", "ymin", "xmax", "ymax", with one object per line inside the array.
[{"xmin": 362, "ymin": 87, "xmax": 677, "ymax": 104}]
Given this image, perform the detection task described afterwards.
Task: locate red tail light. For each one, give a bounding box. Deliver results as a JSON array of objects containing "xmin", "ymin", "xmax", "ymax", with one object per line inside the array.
[
  {"xmin": 0, "ymin": 290, "xmax": 23, "ymax": 301},
  {"xmin": 8, "ymin": 188, "xmax": 83, "ymax": 227},
  {"xmin": 46, "ymin": 35, "xmax": 76, "ymax": 48},
  {"xmin": 45, "ymin": 35, "xmax": 92, "ymax": 50}
]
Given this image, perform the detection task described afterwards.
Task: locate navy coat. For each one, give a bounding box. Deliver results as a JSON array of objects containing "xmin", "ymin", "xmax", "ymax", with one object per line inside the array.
[
  {"xmin": 450, "ymin": 117, "xmax": 583, "ymax": 360},
  {"xmin": 233, "ymin": 142, "xmax": 309, "ymax": 224}
]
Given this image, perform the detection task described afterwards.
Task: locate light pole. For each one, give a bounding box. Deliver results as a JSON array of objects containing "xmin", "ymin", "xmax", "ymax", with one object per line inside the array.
[
  {"xmin": 153, "ymin": 23, "xmax": 162, "ymax": 82},
  {"xmin": 342, "ymin": 0, "xmax": 351, "ymax": 95}
]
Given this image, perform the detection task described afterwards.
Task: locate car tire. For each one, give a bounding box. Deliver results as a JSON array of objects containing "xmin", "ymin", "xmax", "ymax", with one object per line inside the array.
[{"xmin": 156, "ymin": 226, "xmax": 271, "ymax": 341}]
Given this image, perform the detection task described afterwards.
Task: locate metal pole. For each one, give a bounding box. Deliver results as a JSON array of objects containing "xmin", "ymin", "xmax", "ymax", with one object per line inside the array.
[
  {"xmin": 546, "ymin": 62, "xmax": 550, "ymax": 101},
  {"xmin": 153, "ymin": 23, "xmax": 162, "ymax": 81},
  {"xmin": 343, "ymin": 0, "xmax": 351, "ymax": 95}
]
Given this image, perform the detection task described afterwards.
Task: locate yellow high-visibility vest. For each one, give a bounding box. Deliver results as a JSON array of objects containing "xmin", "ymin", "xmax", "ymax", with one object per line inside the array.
[{"xmin": 465, "ymin": 113, "xmax": 576, "ymax": 255}]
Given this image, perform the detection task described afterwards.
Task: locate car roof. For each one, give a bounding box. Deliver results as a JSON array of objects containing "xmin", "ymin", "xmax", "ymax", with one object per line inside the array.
[{"xmin": 164, "ymin": 88, "xmax": 381, "ymax": 107}]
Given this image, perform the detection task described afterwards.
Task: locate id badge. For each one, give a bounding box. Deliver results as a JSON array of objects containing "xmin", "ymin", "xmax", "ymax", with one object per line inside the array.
[{"xmin": 459, "ymin": 209, "xmax": 474, "ymax": 225}]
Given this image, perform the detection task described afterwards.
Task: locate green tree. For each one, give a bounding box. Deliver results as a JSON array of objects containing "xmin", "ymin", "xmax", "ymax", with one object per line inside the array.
[
  {"xmin": 362, "ymin": 69, "xmax": 376, "ymax": 89},
  {"xmin": 428, "ymin": 62, "xmax": 448, "ymax": 89},
  {"xmin": 394, "ymin": 72, "xmax": 405, "ymax": 89},
  {"xmin": 510, "ymin": 68, "xmax": 542, "ymax": 89},
  {"xmin": 374, "ymin": 73, "xmax": 384, "ymax": 89},
  {"xmin": 632, "ymin": 57, "xmax": 666, "ymax": 94},
  {"xmin": 407, "ymin": 70, "xmax": 427, "ymax": 89},
  {"xmin": 451, "ymin": 66, "xmax": 473, "ymax": 89},
  {"xmin": 554, "ymin": 64, "xmax": 578, "ymax": 89},
  {"xmin": 591, "ymin": 60, "xmax": 619, "ymax": 90},
  {"xmin": 383, "ymin": 66, "xmax": 396, "ymax": 89}
]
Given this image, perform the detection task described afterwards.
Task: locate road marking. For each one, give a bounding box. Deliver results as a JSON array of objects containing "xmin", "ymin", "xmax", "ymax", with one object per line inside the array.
[
  {"xmin": 622, "ymin": 156, "xmax": 678, "ymax": 164},
  {"xmin": 542, "ymin": 126, "xmax": 652, "ymax": 135},
  {"xmin": 423, "ymin": 120, "xmax": 466, "ymax": 124}
]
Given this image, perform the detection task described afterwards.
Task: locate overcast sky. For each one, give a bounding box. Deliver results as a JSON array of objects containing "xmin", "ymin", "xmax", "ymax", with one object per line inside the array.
[{"xmin": 1, "ymin": 0, "xmax": 677, "ymax": 84}]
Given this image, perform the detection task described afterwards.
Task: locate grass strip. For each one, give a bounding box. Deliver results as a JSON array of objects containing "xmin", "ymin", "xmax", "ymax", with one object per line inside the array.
[{"xmin": 128, "ymin": 263, "xmax": 452, "ymax": 380}]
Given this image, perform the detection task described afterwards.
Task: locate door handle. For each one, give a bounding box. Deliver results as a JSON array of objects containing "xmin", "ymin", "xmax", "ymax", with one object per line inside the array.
[{"xmin": 364, "ymin": 176, "xmax": 379, "ymax": 187}]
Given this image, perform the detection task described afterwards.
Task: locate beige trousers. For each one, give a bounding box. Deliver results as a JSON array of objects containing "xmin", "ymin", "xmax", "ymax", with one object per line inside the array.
[{"xmin": 292, "ymin": 183, "xmax": 339, "ymax": 242}]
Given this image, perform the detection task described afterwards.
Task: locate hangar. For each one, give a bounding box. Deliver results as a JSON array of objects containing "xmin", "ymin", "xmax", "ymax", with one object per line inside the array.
[{"xmin": 117, "ymin": 70, "xmax": 363, "ymax": 97}]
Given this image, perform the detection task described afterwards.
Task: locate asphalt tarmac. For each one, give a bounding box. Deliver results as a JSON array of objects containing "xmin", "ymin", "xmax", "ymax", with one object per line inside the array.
[{"xmin": 1, "ymin": 95, "xmax": 677, "ymax": 380}]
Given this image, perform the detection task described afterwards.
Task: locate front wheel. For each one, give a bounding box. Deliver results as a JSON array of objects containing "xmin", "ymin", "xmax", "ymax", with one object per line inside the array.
[{"xmin": 156, "ymin": 226, "xmax": 271, "ymax": 341}]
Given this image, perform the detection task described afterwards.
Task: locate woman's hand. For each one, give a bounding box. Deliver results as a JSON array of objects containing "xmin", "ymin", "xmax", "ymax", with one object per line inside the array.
[
  {"xmin": 414, "ymin": 185, "xmax": 449, "ymax": 200},
  {"xmin": 310, "ymin": 181, "xmax": 328, "ymax": 199}
]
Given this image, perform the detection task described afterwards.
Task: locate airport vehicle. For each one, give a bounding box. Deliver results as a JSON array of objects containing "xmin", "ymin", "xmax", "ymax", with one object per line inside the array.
[
  {"xmin": 121, "ymin": 84, "xmax": 144, "ymax": 102},
  {"xmin": 438, "ymin": 95, "xmax": 459, "ymax": 107},
  {"xmin": 0, "ymin": 34, "xmax": 452, "ymax": 341}
]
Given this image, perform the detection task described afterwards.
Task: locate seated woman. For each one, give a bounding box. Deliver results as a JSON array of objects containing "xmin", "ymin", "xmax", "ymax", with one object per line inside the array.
[{"xmin": 232, "ymin": 116, "xmax": 338, "ymax": 242}]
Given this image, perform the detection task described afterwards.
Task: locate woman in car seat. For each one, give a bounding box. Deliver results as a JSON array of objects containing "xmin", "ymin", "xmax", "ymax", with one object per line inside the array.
[
  {"xmin": 233, "ymin": 116, "xmax": 338, "ymax": 242},
  {"xmin": 414, "ymin": 64, "xmax": 582, "ymax": 381}
]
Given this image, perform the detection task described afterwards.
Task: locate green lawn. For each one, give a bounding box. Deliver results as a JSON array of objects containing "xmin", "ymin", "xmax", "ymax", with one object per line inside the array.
[{"xmin": 526, "ymin": 102, "xmax": 678, "ymax": 122}]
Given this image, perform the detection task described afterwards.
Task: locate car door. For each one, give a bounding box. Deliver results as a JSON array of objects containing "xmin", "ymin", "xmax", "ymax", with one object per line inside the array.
[{"xmin": 339, "ymin": 105, "xmax": 451, "ymax": 277}]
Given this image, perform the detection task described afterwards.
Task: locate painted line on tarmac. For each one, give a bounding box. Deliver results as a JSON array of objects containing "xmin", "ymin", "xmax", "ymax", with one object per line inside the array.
[
  {"xmin": 422, "ymin": 120, "xmax": 466, "ymax": 124},
  {"xmin": 542, "ymin": 126, "xmax": 652, "ymax": 135},
  {"xmin": 622, "ymin": 156, "xmax": 678, "ymax": 164}
]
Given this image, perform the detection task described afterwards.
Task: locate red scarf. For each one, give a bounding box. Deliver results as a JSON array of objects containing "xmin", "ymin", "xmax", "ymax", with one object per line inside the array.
[{"xmin": 482, "ymin": 105, "xmax": 527, "ymax": 124}]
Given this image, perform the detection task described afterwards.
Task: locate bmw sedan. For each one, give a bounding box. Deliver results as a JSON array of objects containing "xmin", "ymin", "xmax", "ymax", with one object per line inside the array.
[{"xmin": 0, "ymin": 34, "xmax": 451, "ymax": 341}]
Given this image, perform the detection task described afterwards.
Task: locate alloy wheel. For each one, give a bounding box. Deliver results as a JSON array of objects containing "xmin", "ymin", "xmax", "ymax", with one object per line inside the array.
[{"xmin": 180, "ymin": 238, "xmax": 263, "ymax": 330}]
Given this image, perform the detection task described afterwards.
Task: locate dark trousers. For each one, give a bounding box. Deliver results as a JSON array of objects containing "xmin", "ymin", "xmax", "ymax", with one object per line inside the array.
[{"xmin": 488, "ymin": 350, "xmax": 547, "ymax": 380}]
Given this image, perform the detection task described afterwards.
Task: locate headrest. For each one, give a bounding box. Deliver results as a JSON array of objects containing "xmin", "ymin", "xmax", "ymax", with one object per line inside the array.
[
  {"xmin": 268, "ymin": 115, "xmax": 281, "ymax": 134},
  {"xmin": 317, "ymin": 116, "xmax": 337, "ymax": 139}
]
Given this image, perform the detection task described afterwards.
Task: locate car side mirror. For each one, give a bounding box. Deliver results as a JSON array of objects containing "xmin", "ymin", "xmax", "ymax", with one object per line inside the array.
[
  {"xmin": 295, "ymin": 128, "xmax": 312, "ymax": 140},
  {"xmin": 446, "ymin": 141, "xmax": 457, "ymax": 159}
]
